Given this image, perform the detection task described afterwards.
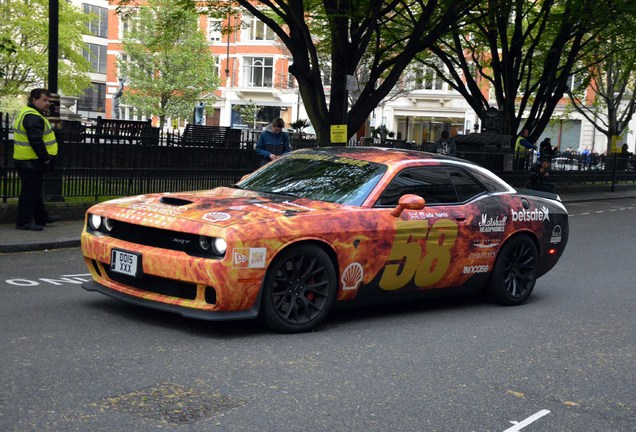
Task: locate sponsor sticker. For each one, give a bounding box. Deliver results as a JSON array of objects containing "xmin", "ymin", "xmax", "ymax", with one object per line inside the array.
[
  {"xmin": 202, "ymin": 212, "xmax": 231, "ymax": 223},
  {"xmin": 479, "ymin": 214, "xmax": 507, "ymax": 233},
  {"xmin": 511, "ymin": 206, "xmax": 550, "ymax": 222},
  {"xmin": 463, "ymin": 265, "xmax": 489, "ymax": 274},
  {"xmin": 551, "ymin": 225, "xmax": 562, "ymax": 243},
  {"xmin": 469, "ymin": 251, "xmax": 496, "ymax": 259},
  {"xmin": 408, "ymin": 211, "xmax": 449, "ymax": 220},
  {"xmin": 128, "ymin": 198, "xmax": 189, "ymax": 216},
  {"xmin": 473, "ymin": 239, "xmax": 500, "ymax": 249},
  {"xmin": 341, "ymin": 262, "xmax": 364, "ymax": 291},
  {"xmin": 232, "ymin": 248, "xmax": 267, "ymax": 268}
]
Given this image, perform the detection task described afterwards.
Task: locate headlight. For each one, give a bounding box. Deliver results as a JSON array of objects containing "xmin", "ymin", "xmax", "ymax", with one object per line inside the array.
[
  {"xmin": 197, "ymin": 236, "xmax": 226, "ymax": 256},
  {"xmin": 198, "ymin": 236, "xmax": 211, "ymax": 251},
  {"xmin": 212, "ymin": 238, "xmax": 227, "ymax": 255},
  {"xmin": 88, "ymin": 214, "xmax": 102, "ymax": 230},
  {"xmin": 103, "ymin": 217, "xmax": 114, "ymax": 232}
]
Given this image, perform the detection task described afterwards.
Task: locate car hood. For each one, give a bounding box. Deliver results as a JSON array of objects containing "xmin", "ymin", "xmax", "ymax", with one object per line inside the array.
[{"xmin": 92, "ymin": 187, "xmax": 342, "ymax": 227}]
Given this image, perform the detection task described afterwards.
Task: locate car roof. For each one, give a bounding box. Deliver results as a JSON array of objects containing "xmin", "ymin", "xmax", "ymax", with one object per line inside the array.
[
  {"xmin": 298, "ymin": 146, "xmax": 475, "ymax": 166},
  {"xmin": 298, "ymin": 146, "xmax": 515, "ymax": 195}
]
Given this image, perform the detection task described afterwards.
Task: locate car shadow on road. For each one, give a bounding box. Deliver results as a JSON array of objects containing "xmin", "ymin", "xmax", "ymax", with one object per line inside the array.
[{"xmin": 82, "ymin": 287, "xmax": 550, "ymax": 336}]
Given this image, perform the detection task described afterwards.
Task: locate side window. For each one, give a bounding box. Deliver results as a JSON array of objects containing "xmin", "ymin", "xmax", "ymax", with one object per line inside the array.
[
  {"xmin": 377, "ymin": 168, "xmax": 458, "ymax": 207},
  {"xmin": 450, "ymin": 168, "xmax": 487, "ymax": 201}
]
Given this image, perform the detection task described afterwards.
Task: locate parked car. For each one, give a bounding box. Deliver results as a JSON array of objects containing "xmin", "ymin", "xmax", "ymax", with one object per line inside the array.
[
  {"xmin": 551, "ymin": 156, "xmax": 580, "ymax": 171},
  {"xmin": 81, "ymin": 147, "xmax": 569, "ymax": 332}
]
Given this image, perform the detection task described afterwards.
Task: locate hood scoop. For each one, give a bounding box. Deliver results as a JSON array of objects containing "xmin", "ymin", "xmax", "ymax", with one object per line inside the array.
[{"xmin": 159, "ymin": 196, "xmax": 194, "ymax": 206}]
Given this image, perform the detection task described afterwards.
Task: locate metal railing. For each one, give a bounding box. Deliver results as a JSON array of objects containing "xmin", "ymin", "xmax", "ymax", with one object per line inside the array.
[{"xmin": 1, "ymin": 114, "xmax": 634, "ymax": 203}]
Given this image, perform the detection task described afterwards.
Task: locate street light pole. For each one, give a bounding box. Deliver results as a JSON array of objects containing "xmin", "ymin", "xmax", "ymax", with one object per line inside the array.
[
  {"xmin": 48, "ymin": 0, "xmax": 60, "ymax": 121},
  {"xmin": 46, "ymin": 0, "xmax": 63, "ymax": 203}
]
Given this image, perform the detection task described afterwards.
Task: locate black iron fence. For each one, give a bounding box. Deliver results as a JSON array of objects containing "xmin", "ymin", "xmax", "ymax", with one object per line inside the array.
[{"xmin": 1, "ymin": 114, "xmax": 634, "ymax": 203}]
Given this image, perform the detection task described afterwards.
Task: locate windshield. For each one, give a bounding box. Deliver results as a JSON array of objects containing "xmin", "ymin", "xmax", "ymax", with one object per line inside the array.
[{"xmin": 237, "ymin": 151, "xmax": 387, "ymax": 206}]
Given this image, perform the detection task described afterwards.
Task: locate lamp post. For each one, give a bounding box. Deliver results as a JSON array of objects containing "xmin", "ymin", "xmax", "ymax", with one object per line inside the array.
[
  {"xmin": 46, "ymin": 0, "xmax": 63, "ymax": 202},
  {"xmin": 47, "ymin": 0, "xmax": 60, "ymax": 121}
]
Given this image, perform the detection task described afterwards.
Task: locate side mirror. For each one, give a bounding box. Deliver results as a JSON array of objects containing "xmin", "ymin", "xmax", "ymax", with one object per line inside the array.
[{"xmin": 391, "ymin": 194, "xmax": 425, "ymax": 217}]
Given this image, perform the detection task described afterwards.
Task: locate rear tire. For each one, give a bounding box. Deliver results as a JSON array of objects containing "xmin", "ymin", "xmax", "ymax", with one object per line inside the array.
[
  {"xmin": 261, "ymin": 244, "xmax": 337, "ymax": 333},
  {"xmin": 488, "ymin": 235, "xmax": 538, "ymax": 305}
]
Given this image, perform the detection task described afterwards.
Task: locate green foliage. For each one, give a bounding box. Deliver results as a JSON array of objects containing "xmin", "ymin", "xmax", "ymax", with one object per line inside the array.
[
  {"xmin": 0, "ymin": 0, "xmax": 91, "ymax": 97},
  {"xmin": 118, "ymin": 0, "xmax": 219, "ymax": 128},
  {"xmin": 197, "ymin": 0, "xmax": 480, "ymax": 145},
  {"xmin": 234, "ymin": 102, "xmax": 261, "ymax": 129},
  {"xmin": 290, "ymin": 119, "xmax": 309, "ymax": 132},
  {"xmin": 370, "ymin": 125, "xmax": 394, "ymax": 140},
  {"xmin": 420, "ymin": 0, "xmax": 623, "ymax": 140},
  {"xmin": 0, "ymin": 95, "xmax": 26, "ymax": 118},
  {"xmin": 567, "ymin": 34, "xmax": 636, "ymax": 139}
]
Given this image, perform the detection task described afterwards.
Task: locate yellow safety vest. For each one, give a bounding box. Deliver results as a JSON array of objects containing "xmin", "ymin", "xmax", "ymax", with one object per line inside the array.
[
  {"xmin": 12, "ymin": 106, "xmax": 58, "ymax": 160},
  {"xmin": 515, "ymin": 135, "xmax": 530, "ymax": 154}
]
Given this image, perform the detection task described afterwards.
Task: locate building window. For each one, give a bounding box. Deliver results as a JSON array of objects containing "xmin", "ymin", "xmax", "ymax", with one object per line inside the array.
[
  {"xmin": 207, "ymin": 18, "xmax": 222, "ymax": 43},
  {"xmin": 83, "ymin": 43, "xmax": 107, "ymax": 74},
  {"xmin": 213, "ymin": 56, "xmax": 221, "ymax": 78},
  {"xmin": 77, "ymin": 82, "xmax": 106, "ymax": 113},
  {"xmin": 568, "ymin": 74, "xmax": 583, "ymax": 92},
  {"xmin": 83, "ymin": 4, "xmax": 108, "ymax": 38},
  {"xmin": 414, "ymin": 61, "xmax": 446, "ymax": 91},
  {"xmin": 120, "ymin": 10, "xmax": 141, "ymax": 39},
  {"xmin": 242, "ymin": 12, "xmax": 275, "ymax": 41},
  {"xmin": 422, "ymin": 65, "xmax": 444, "ymax": 90},
  {"xmin": 243, "ymin": 57, "xmax": 274, "ymax": 87}
]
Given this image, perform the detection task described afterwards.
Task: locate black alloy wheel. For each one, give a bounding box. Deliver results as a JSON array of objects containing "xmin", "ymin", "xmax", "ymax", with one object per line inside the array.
[
  {"xmin": 261, "ymin": 244, "xmax": 337, "ymax": 332},
  {"xmin": 488, "ymin": 235, "xmax": 538, "ymax": 305}
]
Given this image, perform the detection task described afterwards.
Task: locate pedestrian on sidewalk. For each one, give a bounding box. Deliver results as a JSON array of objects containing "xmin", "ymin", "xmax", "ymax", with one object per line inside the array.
[
  {"xmin": 526, "ymin": 159, "xmax": 555, "ymax": 193},
  {"xmin": 255, "ymin": 117, "xmax": 291, "ymax": 166},
  {"xmin": 12, "ymin": 88, "xmax": 60, "ymax": 231},
  {"xmin": 434, "ymin": 130, "xmax": 457, "ymax": 157},
  {"xmin": 515, "ymin": 128, "xmax": 537, "ymax": 170}
]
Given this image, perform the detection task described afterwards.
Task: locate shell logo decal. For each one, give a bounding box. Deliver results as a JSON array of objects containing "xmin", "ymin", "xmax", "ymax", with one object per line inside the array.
[
  {"xmin": 202, "ymin": 212, "xmax": 231, "ymax": 223},
  {"xmin": 341, "ymin": 262, "xmax": 364, "ymax": 291}
]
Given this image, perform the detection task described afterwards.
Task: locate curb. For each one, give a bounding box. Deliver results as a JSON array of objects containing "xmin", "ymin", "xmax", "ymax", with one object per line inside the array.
[
  {"xmin": 0, "ymin": 202, "xmax": 94, "ymax": 225},
  {"xmin": 0, "ymin": 239, "xmax": 81, "ymax": 254}
]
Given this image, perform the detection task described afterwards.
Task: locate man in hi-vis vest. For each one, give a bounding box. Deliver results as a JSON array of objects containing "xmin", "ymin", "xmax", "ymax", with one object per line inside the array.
[{"xmin": 13, "ymin": 88, "xmax": 60, "ymax": 231}]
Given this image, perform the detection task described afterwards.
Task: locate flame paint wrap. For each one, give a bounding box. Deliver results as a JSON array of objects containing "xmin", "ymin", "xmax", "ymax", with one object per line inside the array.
[{"xmin": 81, "ymin": 148, "xmax": 569, "ymax": 319}]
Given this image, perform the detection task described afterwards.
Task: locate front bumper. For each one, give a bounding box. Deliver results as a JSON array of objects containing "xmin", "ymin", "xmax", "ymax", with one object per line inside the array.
[{"xmin": 83, "ymin": 280, "xmax": 260, "ymax": 321}]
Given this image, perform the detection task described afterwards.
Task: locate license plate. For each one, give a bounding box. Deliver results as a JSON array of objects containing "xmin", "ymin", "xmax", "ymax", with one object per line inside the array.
[{"xmin": 111, "ymin": 248, "xmax": 142, "ymax": 278}]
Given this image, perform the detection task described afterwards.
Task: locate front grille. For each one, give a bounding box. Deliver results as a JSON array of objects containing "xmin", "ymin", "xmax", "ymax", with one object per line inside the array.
[
  {"xmin": 104, "ymin": 265, "xmax": 198, "ymax": 300},
  {"xmin": 112, "ymin": 220, "xmax": 197, "ymax": 251},
  {"xmin": 97, "ymin": 220, "xmax": 205, "ymax": 255}
]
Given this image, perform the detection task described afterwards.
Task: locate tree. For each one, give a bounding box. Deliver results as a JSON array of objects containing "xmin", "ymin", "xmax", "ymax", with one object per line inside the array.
[
  {"xmin": 121, "ymin": 0, "xmax": 479, "ymax": 145},
  {"xmin": 240, "ymin": 0, "xmax": 485, "ymax": 145},
  {"xmin": 118, "ymin": 0, "xmax": 220, "ymax": 129},
  {"xmin": 234, "ymin": 102, "xmax": 262, "ymax": 129},
  {"xmin": 566, "ymin": 26, "xmax": 636, "ymax": 149},
  {"xmin": 421, "ymin": 0, "xmax": 619, "ymax": 143},
  {"xmin": 290, "ymin": 119, "xmax": 310, "ymax": 138},
  {"xmin": 0, "ymin": 0, "xmax": 91, "ymax": 98}
]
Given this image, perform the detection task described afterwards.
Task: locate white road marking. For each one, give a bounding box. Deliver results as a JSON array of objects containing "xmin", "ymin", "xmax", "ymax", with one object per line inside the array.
[
  {"xmin": 503, "ymin": 409, "xmax": 551, "ymax": 431},
  {"xmin": 5, "ymin": 274, "xmax": 91, "ymax": 286}
]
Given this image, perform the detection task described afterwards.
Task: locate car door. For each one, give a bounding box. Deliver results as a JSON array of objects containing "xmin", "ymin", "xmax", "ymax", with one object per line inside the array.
[{"xmin": 373, "ymin": 165, "xmax": 488, "ymax": 292}]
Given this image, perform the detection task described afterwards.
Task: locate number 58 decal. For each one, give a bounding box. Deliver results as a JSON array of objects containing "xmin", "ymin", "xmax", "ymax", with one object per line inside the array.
[{"xmin": 379, "ymin": 219, "xmax": 458, "ymax": 291}]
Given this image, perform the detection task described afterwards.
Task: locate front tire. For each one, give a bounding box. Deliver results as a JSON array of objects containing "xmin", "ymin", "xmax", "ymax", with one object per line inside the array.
[
  {"xmin": 261, "ymin": 244, "xmax": 337, "ymax": 333},
  {"xmin": 488, "ymin": 235, "xmax": 538, "ymax": 305}
]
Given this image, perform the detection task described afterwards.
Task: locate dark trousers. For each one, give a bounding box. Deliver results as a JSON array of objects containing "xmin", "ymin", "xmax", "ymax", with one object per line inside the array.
[{"xmin": 17, "ymin": 168, "xmax": 48, "ymax": 225}]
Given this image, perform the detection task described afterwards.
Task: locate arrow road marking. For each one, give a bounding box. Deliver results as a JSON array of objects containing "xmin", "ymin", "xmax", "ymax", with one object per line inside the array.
[{"xmin": 503, "ymin": 409, "xmax": 551, "ymax": 432}]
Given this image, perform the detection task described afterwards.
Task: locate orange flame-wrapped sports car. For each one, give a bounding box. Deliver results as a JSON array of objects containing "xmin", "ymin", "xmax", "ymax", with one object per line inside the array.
[{"xmin": 81, "ymin": 147, "xmax": 569, "ymax": 332}]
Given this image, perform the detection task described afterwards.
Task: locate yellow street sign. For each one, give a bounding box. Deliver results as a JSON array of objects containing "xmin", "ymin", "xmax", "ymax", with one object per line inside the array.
[
  {"xmin": 331, "ymin": 124, "xmax": 348, "ymax": 143},
  {"xmin": 611, "ymin": 135, "xmax": 623, "ymax": 153}
]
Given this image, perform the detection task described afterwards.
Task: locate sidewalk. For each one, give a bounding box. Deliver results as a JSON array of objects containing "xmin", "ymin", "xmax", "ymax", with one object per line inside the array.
[{"xmin": 1, "ymin": 184, "xmax": 636, "ymax": 254}]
